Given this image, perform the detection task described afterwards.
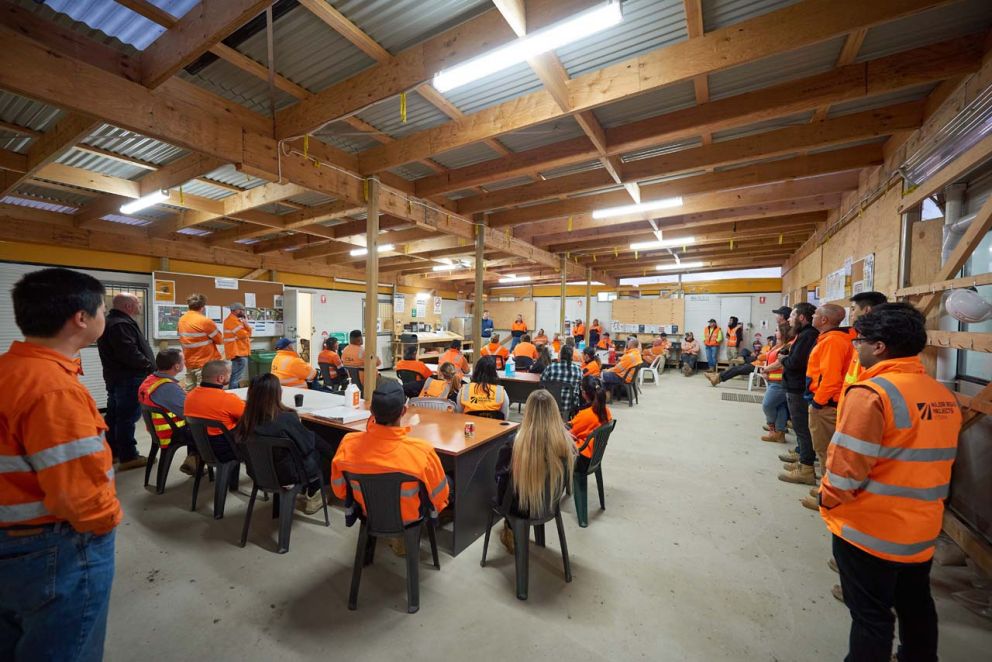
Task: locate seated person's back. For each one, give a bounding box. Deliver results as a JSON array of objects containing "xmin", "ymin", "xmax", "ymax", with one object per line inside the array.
[
  {"xmin": 456, "ymin": 356, "xmax": 509, "ymax": 419},
  {"xmin": 184, "ymin": 360, "xmax": 245, "ymax": 461},
  {"xmin": 513, "ymin": 335, "xmax": 539, "ymax": 360},
  {"xmin": 271, "ymin": 338, "xmax": 316, "ymax": 387},
  {"xmin": 395, "ymin": 345, "xmax": 434, "ymax": 382},
  {"xmin": 138, "ymin": 349, "xmax": 188, "ymax": 447}
]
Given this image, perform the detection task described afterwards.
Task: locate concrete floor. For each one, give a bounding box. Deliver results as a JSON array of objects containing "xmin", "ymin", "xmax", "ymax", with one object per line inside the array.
[{"xmin": 106, "ymin": 370, "xmax": 991, "ymax": 661}]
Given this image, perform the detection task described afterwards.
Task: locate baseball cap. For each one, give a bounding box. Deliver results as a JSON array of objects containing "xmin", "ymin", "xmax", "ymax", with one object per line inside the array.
[
  {"xmin": 274, "ymin": 338, "xmax": 293, "ymax": 350},
  {"xmin": 370, "ymin": 380, "xmax": 406, "ymax": 423},
  {"xmin": 772, "ymin": 306, "xmax": 792, "ymax": 317},
  {"xmin": 229, "ymin": 302, "xmax": 244, "ymax": 311}
]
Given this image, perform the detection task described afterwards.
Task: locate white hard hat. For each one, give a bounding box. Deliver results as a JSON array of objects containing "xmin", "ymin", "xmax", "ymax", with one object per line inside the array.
[{"xmin": 945, "ymin": 288, "xmax": 992, "ymax": 323}]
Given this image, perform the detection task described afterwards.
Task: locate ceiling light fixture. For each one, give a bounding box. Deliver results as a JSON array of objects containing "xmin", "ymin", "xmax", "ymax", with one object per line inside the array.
[
  {"xmin": 630, "ymin": 236, "xmax": 695, "ymax": 250},
  {"xmin": 498, "ymin": 274, "xmax": 531, "ymax": 283},
  {"xmin": 656, "ymin": 261, "xmax": 703, "ymax": 270},
  {"xmin": 349, "ymin": 243, "xmax": 395, "ymax": 257},
  {"xmin": 592, "ymin": 196, "xmax": 683, "ymax": 220},
  {"xmin": 120, "ymin": 190, "xmax": 168, "ymax": 215},
  {"xmin": 432, "ymin": 2, "xmax": 623, "ymax": 93},
  {"xmin": 432, "ymin": 264, "xmax": 459, "ymax": 271}
]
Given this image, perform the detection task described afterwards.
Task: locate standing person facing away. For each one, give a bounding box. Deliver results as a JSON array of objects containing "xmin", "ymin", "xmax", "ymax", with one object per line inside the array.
[
  {"xmin": 222, "ymin": 303, "xmax": 252, "ymax": 389},
  {"xmin": 0, "ymin": 268, "xmax": 121, "ymax": 661},
  {"xmin": 820, "ymin": 303, "xmax": 960, "ymax": 662},
  {"xmin": 97, "ymin": 292, "xmax": 154, "ymax": 471},
  {"xmin": 177, "ymin": 293, "xmax": 222, "ymax": 391}
]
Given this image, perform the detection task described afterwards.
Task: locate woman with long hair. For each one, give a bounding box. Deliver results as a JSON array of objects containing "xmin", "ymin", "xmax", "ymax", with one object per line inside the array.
[
  {"xmin": 529, "ymin": 344, "xmax": 553, "ymax": 374},
  {"xmin": 570, "ymin": 376, "xmax": 611, "ymax": 470},
  {"xmin": 759, "ymin": 322, "xmax": 794, "ymax": 443},
  {"xmin": 235, "ymin": 374, "xmax": 329, "ymax": 514},
  {"xmin": 581, "ymin": 346, "xmax": 601, "ymax": 377},
  {"xmin": 420, "ymin": 361, "xmax": 459, "ymax": 399},
  {"xmin": 456, "ymin": 355, "xmax": 509, "ymax": 419},
  {"xmin": 494, "ymin": 389, "xmax": 576, "ymax": 551}
]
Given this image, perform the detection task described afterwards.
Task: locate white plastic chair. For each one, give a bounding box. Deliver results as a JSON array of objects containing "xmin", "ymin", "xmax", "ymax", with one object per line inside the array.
[
  {"xmin": 638, "ymin": 355, "xmax": 664, "ymax": 387},
  {"xmin": 408, "ymin": 397, "xmax": 455, "ymax": 412},
  {"xmin": 747, "ymin": 371, "xmax": 768, "ymax": 392}
]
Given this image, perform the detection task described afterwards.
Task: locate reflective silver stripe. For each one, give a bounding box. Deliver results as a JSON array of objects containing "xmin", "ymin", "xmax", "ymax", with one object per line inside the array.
[
  {"xmin": 400, "ymin": 487, "xmax": 419, "ymax": 497},
  {"xmin": 181, "ymin": 340, "xmax": 211, "ymax": 348},
  {"xmin": 431, "ymin": 477, "xmax": 448, "ymax": 498},
  {"xmin": 841, "ymin": 524, "xmax": 936, "ymax": 558},
  {"xmin": 179, "ymin": 332, "xmax": 207, "ymax": 338},
  {"xmin": 868, "ymin": 377, "xmax": 911, "ymax": 429},
  {"xmin": 331, "ymin": 478, "xmax": 346, "ymax": 486},
  {"xmin": 349, "ymin": 481, "xmax": 362, "ymax": 493},
  {"xmin": 27, "ymin": 435, "xmax": 106, "ymax": 471},
  {"xmin": 826, "ymin": 471, "xmax": 866, "ymax": 491},
  {"xmin": 864, "ymin": 480, "xmax": 949, "ymax": 501},
  {"xmin": 107, "ymin": 467, "xmax": 115, "ymax": 481},
  {"xmin": 0, "ymin": 500, "xmax": 49, "ymax": 522},
  {"xmin": 831, "ymin": 432, "xmax": 956, "ymax": 462},
  {"xmin": 208, "ymin": 328, "xmax": 222, "ymax": 339},
  {"xmin": 0, "ymin": 455, "xmax": 32, "ymax": 473}
]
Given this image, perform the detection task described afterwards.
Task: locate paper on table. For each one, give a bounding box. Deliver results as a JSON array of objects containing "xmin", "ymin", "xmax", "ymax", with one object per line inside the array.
[{"xmin": 311, "ymin": 406, "xmax": 372, "ymax": 424}]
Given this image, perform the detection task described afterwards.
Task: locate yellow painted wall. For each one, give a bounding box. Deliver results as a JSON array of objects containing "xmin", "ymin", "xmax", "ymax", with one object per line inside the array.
[{"xmin": 487, "ymin": 278, "xmax": 782, "ymax": 299}]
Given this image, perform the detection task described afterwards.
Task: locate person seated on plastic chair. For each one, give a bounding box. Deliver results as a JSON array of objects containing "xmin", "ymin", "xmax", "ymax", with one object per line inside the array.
[
  {"xmin": 419, "ymin": 361, "xmax": 460, "ymax": 400},
  {"xmin": 601, "ymin": 338, "xmax": 642, "ymax": 400},
  {"xmin": 456, "ymin": 356, "xmax": 509, "ymax": 420},
  {"xmin": 317, "ymin": 337, "xmax": 349, "ymax": 391},
  {"xmin": 184, "ymin": 360, "xmax": 244, "ymax": 465},
  {"xmin": 395, "ymin": 344, "xmax": 434, "ymax": 396},
  {"xmin": 581, "ymin": 346, "xmax": 602, "ymax": 377},
  {"xmin": 569, "ymin": 376, "xmax": 612, "ymax": 474},
  {"xmin": 271, "ymin": 337, "xmax": 331, "ymax": 392},
  {"xmin": 236, "ymin": 373, "xmax": 333, "ymax": 515},
  {"xmin": 493, "ymin": 389, "xmax": 575, "ymax": 552},
  {"xmin": 705, "ymin": 340, "xmax": 767, "ymax": 387},
  {"xmin": 480, "ymin": 332, "xmax": 510, "ymax": 369},
  {"xmin": 680, "ymin": 332, "xmax": 700, "ymax": 376},
  {"xmin": 331, "ymin": 380, "xmax": 450, "ymax": 556},
  {"xmin": 138, "ymin": 348, "xmax": 194, "ymax": 473}
]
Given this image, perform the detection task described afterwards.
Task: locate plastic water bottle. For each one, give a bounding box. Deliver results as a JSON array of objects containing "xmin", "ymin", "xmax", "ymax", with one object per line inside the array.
[
  {"xmin": 505, "ymin": 355, "xmax": 515, "ymax": 377},
  {"xmin": 344, "ymin": 382, "xmax": 360, "ymax": 409}
]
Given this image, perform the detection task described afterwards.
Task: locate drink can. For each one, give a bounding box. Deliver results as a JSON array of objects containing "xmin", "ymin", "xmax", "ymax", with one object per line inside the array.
[{"xmin": 464, "ymin": 422, "xmax": 474, "ymax": 437}]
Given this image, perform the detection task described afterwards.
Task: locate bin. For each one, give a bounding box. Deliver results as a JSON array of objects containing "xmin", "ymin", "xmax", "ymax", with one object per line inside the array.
[{"xmin": 248, "ymin": 351, "xmax": 277, "ymax": 380}]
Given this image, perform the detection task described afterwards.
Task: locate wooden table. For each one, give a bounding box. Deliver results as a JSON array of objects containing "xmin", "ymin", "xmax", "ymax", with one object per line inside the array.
[
  {"xmin": 498, "ymin": 371, "xmax": 542, "ymax": 409},
  {"xmin": 230, "ymin": 386, "xmax": 518, "ymax": 556}
]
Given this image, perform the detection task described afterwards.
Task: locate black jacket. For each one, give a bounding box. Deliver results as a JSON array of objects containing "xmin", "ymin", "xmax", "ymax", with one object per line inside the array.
[
  {"xmin": 251, "ymin": 412, "xmax": 320, "ymax": 486},
  {"xmin": 97, "ymin": 309, "xmax": 155, "ymax": 383},
  {"xmin": 781, "ymin": 323, "xmax": 819, "ymax": 394}
]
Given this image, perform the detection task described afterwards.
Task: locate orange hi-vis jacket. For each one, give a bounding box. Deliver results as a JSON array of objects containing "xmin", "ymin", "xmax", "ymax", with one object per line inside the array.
[
  {"xmin": 341, "ymin": 343, "xmax": 380, "ymax": 382},
  {"xmin": 819, "ymin": 356, "xmax": 960, "ymax": 563},
  {"xmin": 331, "ymin": 421, "xmax": 450, "ymax": 523},
  {"xmin": 807, "ymin": 327, "xmax": 856, "ymax": 407},
  {"xmin": 570, "ymin": 405, "xmax": 612, "ymax": 459},
  {"xmin": 0, "ymin": 342, "xmax": 121, "ymax": 534},
  {"xmin": 583, "ymin": 358, "xmax": 602, "ymax": 377},
  {"xmin": 318, "ymin": 349, "xmax": 344, "ymax": 378},
  {"xmin": 481, "ymin": 341, "xmax": 510, "ymax": 367},
  {"xmin": 837, "ymin": 353, "xmax": 864, "ymax": 414},
  {"xmin": 178, "ymin": 309, "xmax": 222, "ymax": 370},
  {"xmin": 764, "ymin": 345, "xmax": 786, "ymax": 382},
  {"xmin": 222, "ymin": 313, "xmax": 252, "ymax": 359},
  {"xmin": 552, "ymin": 339, "xmax": 562, "ymax": 353},
  {"xmin": 533, "ymin": 334, "xmax": 549, "ymax": 345},
  {"xmin": 610, "ymin": 348, "xmax": 642, "ymax": 382},
  {"xmin": 184, "ymin": 383, "xmax": 245, "ymax": 435},
  {"xmin": 596, "ymin": 337, "xmax": 612, "ymax": 350},
  {"xmin": 512, "ymin": 341, "xmax": 538, "ymax": 360},
  {"xmin": 438, "ymin": 348, "xmax": 470, "ymax": 374},
  {"xmin": 420, "ymin": 377, "xmax": 450, "ymax": 399},
  {"xmin": 138, "ymin": 373, "xmax": 186, "ymax": 446},
  {"xmin": 459, "ymin": 382, "xmax": 506, "ymax": 412},
  {"xmin": 394, "ymin": 359, "xmax": 433, "ymax": 381},
  {"xmin": 511, "ymin": 320, "xmax": 527, "ymax": 337},
  {"xmin": 704, "ymin": 326, "xmax": 723, "ymax": 347},
  {"xmin": 726, "ymin": 324, "xmax": 743, "ymax": 348},
  {"xmin": 271, "ymin": 349, "xmax": 316, "ymax": 387},
  {"xmin": 573, "ymin": 323, "xmax": 585, "ymax": 338}
]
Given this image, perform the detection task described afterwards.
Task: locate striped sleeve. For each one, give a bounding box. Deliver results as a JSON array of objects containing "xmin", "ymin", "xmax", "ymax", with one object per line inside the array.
[{"xmin": 820, "ymin": 386, "xmax": 884, "ymax": 509}]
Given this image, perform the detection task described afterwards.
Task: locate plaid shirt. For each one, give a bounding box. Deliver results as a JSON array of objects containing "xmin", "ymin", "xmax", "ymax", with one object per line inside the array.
[{"xmin": 540, "ymin": 360, "xmax": 582, "ymax": 416}]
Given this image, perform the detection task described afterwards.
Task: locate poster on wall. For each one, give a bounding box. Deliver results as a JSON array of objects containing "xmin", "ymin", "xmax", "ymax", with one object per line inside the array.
[
  {"xmin": 393, "ymin": 294, "xmax": 405, "ymax": 314},
  {"xmin": 273, "ymin": 294, "xmax": 284, "ymax": 309},
  {"xmin": 155, "ymin": 304, "xmax": 185, "ymax": 338},
  {"xmin": 850, "ymin": 253, "xmax": 875, "ymax": 295},
  {"xmin": 154, "ymin": 279, "xmax": 175, "ymax": 303},
  {"xmin": 824, "ymin": 267, "xmax": 847, "ymax": 302},
  {"xmin": 433, "ymin": 296, "xmax": 442, "ymax": 315},
  {"xmin": 215, "ymin": 277, "xmax": 238, "ymax": 290},
  {"xmin": 416, "ymin": 301, "xmax": 427, "ymax": 318}
]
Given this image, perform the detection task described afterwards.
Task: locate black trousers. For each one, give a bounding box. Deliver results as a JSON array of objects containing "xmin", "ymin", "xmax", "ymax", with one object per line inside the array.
[
  {"xmin": 718, "ymin": 364, "xmax": 755, "ymax": 382},
  {"xmin": 832, "ymin": 535, "xmax": 938, "ymax": 662}
]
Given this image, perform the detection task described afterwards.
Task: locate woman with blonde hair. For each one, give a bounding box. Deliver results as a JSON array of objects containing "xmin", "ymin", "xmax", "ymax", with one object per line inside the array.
[
  {"xmin": 419, "ymin": 361, "xmax": 459, "ymax": 399},
  {"xmin": 494, "ymin": 389, "xmax": 576, "ymax": 552}
]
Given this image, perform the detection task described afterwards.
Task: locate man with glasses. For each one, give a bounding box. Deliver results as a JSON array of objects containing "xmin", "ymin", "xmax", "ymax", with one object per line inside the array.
[{"xmin": 819, "ymin": 302, "xmax": 960, "ymax": 661}]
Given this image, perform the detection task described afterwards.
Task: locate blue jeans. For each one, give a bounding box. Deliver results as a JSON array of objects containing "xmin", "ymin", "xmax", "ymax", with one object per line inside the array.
[
  {"xmin": 228, "ymin": 356, "xmax": 248, "ymax": 389},
  {"xmin": 762, "ymin": 382, "xmax": 789, "ymax": 431},
  {"xmin": 105, "ymin": 377, "xmax": 143, "ymax": 461},
  {"xmin": 0, "ymin": 525, "xmax": 116, "ymax": 661},
  {"xmin": 704, "ymin": 345, "xmax": 718, "ymax": 370},
  {"xmin": 510, "ymin": 335, "xmax": 522, "ymax": 350}
]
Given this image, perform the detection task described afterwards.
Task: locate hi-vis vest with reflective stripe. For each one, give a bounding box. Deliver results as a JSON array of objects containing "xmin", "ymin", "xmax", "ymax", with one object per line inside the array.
[
  {"xmin": 704, "ymin": 326, "xmax": 722, "ymax": 346},
  {"xmin": 421, "ymin": 377, "xmax": 449, "ymax": 399},
  {"xmin": 821, "ymin": 359, "xmax": 960, "ymax": 564},
  {"xmin": 271, "ymin": 350, "xmax": 312, "ymax": 387},
  {"xmin": 138, "ymin": 375, "xmax": 186, "ymax": 447},
  {"xmin": 177, "ymin": 310, "xmax": 222, "ymax": 369},
  {"xmin": 765, "ymin": 345, "xmax": 785, "ymax": 381},
  {"xmin": 459, "ymin": 382, "xmax": 505, "ymax": 411},
  {"xmin": 223, "ymin": 314, "xmax": 252, "ymax": 358}
]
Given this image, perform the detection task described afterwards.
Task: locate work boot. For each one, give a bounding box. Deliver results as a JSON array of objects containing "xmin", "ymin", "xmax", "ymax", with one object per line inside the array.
[
  {"xmin": 828, "ymin": 558, "xmax": 839, "ymax": 573},
  {"xmin": 499, "ymin": 522, "xmax": 515, "ymax": 554},
  {"xmin": 831, "ymin": 584, "xmax": 844, "ymax": 603},
  {"xmin": 117, "ymin": 455, "xmax": 149, "ymax": 472},
  {"xmin": 762, "ymin": 424, "xmax": 771, "ymax": 432},
  {"xmin": 761, "ymin": 431, "xmax": 786, "ymax": 443},
  {"xmin": 801, "ymin": 494, "xmax": 819, "ymax": 510},
  {"xmin": 387, "ymin": 537, "xmax": 406, "ymax": 557},
  {"xmin": 778, "ymin": 463, "xmax": 816, "ymax": 485},
  {"xmin": 179, "ymin": 455, "xmax": 198, "ymax": 476},
  {"xmin": 778, "ymin": 450, "xmax": 799, "ymax": 463},
  {"xmin": 705, "ymin": 372, "xmax": 720, "ymax": 387},
  {"xmin": 809, "ymin": 487, "xmax": 818, "ymax": 498},
  {"xmin": 295, "ymin": 490, "xmax": 324, "ymax": 515},
  {"xmin": 782, "ymin": 461, "xmax": 799, "ymax": 472}
]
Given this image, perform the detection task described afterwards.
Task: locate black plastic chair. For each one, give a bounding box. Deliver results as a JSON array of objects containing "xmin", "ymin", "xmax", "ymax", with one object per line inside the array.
[
  {"xmin": 140, "ymin": 405, "xmax": 189, "ymax": 495},
  {"xmin": 343, "ymin": 472, "xmax": 440, "ymax": 614},
  {"xmin": 614, "ymin": 365, "xmax": 642, "ymax": 407},
  {"xmin": 513, "ymin": 356, "xmax": 534, "ymax": 371},
  {"xmin": 573, "ymin": 420, "xmax": 616, "ymax": 527},
  {"xmin": 319, "ymin": 363, "xmax": 346, "ymax": 393},
  {"xmin": 344, "ymin": 366, "xmax": 363, "ymax": 392},
  {"xmin": 239, "ymin": 434, "xmax": 330, "ymax": 553},
  {"xmin": 185, "ymin": 417, "xmax": 242, "ymax": 519},
  {"xmin": 396, "ymin": 369, "xmax": 422, "ymax": 385},
  {"xmin": 480, "ymin": 475, "xmax": 571, "ymax": 600}
]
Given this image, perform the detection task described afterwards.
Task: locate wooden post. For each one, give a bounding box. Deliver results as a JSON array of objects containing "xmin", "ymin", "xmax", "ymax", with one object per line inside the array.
[
  {"xmin": 472, "ymin": 217, "xmax": 485, "ymax": 366},
  {"xmin": 584, "ymin": 267, "xmax": 592, "ymax": 347},
  {"xmin": 559, "ymin": 255, "xmax": 567, "ymax": 339},
  {"xmin": 363, "ymin": 177, "xmax": 380, "ymax": 402}
]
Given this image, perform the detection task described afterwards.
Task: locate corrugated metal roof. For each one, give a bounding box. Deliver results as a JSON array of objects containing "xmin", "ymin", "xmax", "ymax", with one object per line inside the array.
[
  {"xmin": 541, "ymin": 159, "xmax": 604, "ymax": 179},
  {"xmin": 41, "ymin": 0, "xmax": 200, "ymax": 50},
  {"xmin": 709, "ymin": 37, "xmax": 844, "ymax": 101},
  {"xmin": 806, "ymin": 136, "xmax": 888, "ymax": 156},
  {"xmin": 445, "ymin": 189, "xmax": 480, "ymax": 201},
  {"xmin": 430, "ymin": 142, "xmax": 501, "ymax": 169},
  {"xmin": 701, "ymin": 0, "xmax": 803, "ymax": 32},
  {"xmin": 388, "ymin": 162, "xmax": 437, "ymax": 181},
  {"xmin": 13, "ymin": 183, "xmax": 95, "ymax": 207},
  {"xmin": 0, "ymin": 91, "xmax": 63, "ymax": 154},
  {"xmin": 236, "ymin": 5, "xmax": 375, "ymax": 95},
  {"xmin": 439, "ymin": 60, "xmax": 544, "ymax": 116},
  {"xmin": 101, "ymin": 213, "xmax": 153, "ymax": 227},
  {"xmin": 592, "ymin": 81, "xmax": 697, "ymax": 129},
  {"xmin": 56, "ymin": 150, "xmax": 148, "ymax": 180},
  {"xmin": 314, "ymin": 122, "xmax": 384, "ymax": 153},
  {"xmin": 481, "ymin": 176, "xmax": 532, "ymax": 192},
  {"xmin": 621, "ymin": 138, "xmax": 703, "ymax": 163},
  {"xmin": 178, "ymin": 59, "xmax": 297, "ymax": 117},
  {"xmin": 711, "ymin": 111, "xmax": 813, "ymax": 142},
  {"xmin": 1, "ymin": 195, "xmax": 77, "ymax": 214},
  {"xmin": 202, "ymin": 164, "xmax": 268, "ymax": 190},
  {"xmin": 497, "ymin": 116, "xmax": 586, "ymax": 153},
  {"xmin": 826, "ymin": 83, "xmax": 937, "ymax": 119},
  {"xmin": 638, "ymin": 170, "xmax": 706, "ymax": 186},
  {"xmin": 856, "ymin": 0, "xmax": 992, "ymax": 63},
  {"xmin": 557, "ymin": 0, "xmax": 688, "ymax": 78},
  {"xmin": 177, "ymin": 226, "xmax": 213, "ymax": 236},
  {"xmin": 83, "ymin": 124, "xmax": 187, "ymax": 166},
  {"xmin": 177, "ymin": 180, "xmax": 237, "ymax": 200},
  {"xmin": 286, "ymin": 191, "xmax": 337, "ymax": 206},
  {"xmin": 328, "ymin": 0, "xmax": 491, "ymax": 55},
  {"xmin": 356, "ymin": 90, "xmax": 449, "ymax": 140}
]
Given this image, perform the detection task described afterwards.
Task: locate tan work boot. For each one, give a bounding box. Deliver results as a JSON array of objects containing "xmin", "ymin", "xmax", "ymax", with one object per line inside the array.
[
  {"xmin": 828, "ymin": 558, "xmax": 839, "ymax": 573},
  {"xmin": 831, "ymin": 584, "xmax": 844, "ymax": 602},
  {"xmin": 117, "ymin": 455, "xmax": 148, "ymax": 472},
  {"xmin": 809, "ymin": 487, "xmax": 818, "ymax": 498},
  {"xmin": 778, "ymin": 450, "xmax": 799, "ymax": 463},
  {"xmin": 778, "ymin": 463, "xmax": 816, "ymax": 485},
  {"xmin": 782, "ymin": 461, "xmax": 799, "ymax": 472},
  {"xmin": 295, "ymin": 490, "xmax": 324, "ymax": 515},
  {"xmin": 499, "ymin": 522, "xmax": 515, "ymax": 554},
  {"xmin": 705, "ymin": 372, "xmax": 720, "ymax": 387},
  {"xmin": 800, "ymin": 494, "xmax": 819, "ymax": 510},
  {"xmin": 762, "ymin": 431, "xmax": 786, "ymax": 443},
  {"xmin": 179, "ymin": 455, "xmax": 198, "ymax": 476},
  {"xmin": 387, "ymin": 537, "xmax": 406, "ymax": 557}
]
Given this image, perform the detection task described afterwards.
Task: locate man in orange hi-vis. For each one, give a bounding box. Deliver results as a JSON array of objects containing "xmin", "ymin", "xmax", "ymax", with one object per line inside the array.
[
  {"xmin": 177, "ymin": 293, "xmax": 222, "ymax": 391},
  {"xmin": 0, "ymin": 267, "xmax": 121, "ymax": 660},
  {"xmin": 819, "ymin": 303, "xmax": 960, "ymax": 662},
  {"xmin": 222, "ymin": 302, "xmax": 252, "ymax": 389}
]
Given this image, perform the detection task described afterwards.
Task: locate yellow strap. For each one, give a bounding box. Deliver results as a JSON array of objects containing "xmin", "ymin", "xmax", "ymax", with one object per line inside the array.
[{"xmin": 400, "ymin": 92, "xmax": 407, "ymax": 123}]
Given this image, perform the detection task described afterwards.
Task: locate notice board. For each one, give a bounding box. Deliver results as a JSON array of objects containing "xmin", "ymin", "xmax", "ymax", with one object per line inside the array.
[
  {"xmin": 152, "ymin": 271, "xmax": 285, "ymax": 339},
  {"xmin": 471, "ymin": 300, "xmax": 536, "ymax": 331},
  {"xmin": 612, "ymin": 297, "xmax": 684, "ymax": 329}
]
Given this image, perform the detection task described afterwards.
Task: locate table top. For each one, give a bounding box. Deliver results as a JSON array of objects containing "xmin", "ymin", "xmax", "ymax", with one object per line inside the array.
[
  {"xmin": 230, "ymin": 387, "xmax": 516, "ymax": 456},
  {"xmin": 498, "ymin": 371, "xmax": 542, "ymax": 384}
]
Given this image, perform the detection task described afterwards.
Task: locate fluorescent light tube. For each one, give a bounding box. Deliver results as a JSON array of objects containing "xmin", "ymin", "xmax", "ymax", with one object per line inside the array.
[
  {"xmin": 592, "ymin": 196, "xmax": 683, "ymax": 220},
  {"xmin": 120, "ymin": 190, "xmax": 168, "ymax": 215},
  {"xmin": 499, "ymin": 275, "xmax": 531, "ymax": 283},
  {"xmin": 349, "ymin": 243, "xmax": 395, "ymax": 257},
  {"xmin": 432, "ymin": 2, "xmax": 623, "ymax": 93},
  {"xmin": 432, "ymin": 264, "xmax": 458, "ymax": 271},
  {"xmin": 630, "ymin": 236, "xmax": 695, "ymax": 250},
  {"xmin": 656, "ymin": 261, "xmax": 704, "ymax": 270},
  {"xmin": 416, "ymin": 292, "xmax": 431, "ymax": 300}
]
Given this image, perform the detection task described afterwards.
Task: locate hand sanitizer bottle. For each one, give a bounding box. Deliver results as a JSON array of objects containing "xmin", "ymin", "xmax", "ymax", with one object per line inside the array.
[
  {"xmin": 505, "ymin": 355, "xmax": 515, "ymax": 377},
  {"xmin": 344, "ymin": 381, "xmax": 360, "ymax": 409}
]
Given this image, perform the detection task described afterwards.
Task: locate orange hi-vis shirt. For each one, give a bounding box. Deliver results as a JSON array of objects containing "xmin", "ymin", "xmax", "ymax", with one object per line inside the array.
[
  {"xmin": 512, "ymin": 341, "xmax": 538, "ymax": 360},
  {"xmin": 838, "ymin": 353, "xmax": 864, "ymax": 414},
  {"xmin": 342, "ymin": 342, "xmax": 380, "ymax": 382},
  {"xmin": 184, "ymin": 383, "xmax": 246, "ymax": 435},
  {"xmin": 807, "ymin": 327, "xmax": 856, "ymax": 407},
  {"xmin": 438, "ymin": 348, "xmax": 470, "ymax": 374},
  {"xmin": 610, "ymin": 348, "xmax": 642, "ymax": 382},
  {"xmin": 420, "ymin": 377, "xmax": 451, "ymax": 399},
  {"xmin": 271, "ymin": 349, "xmax": 316, "ymax": 387},
  {"xmin": 459, "ymin": 382, "xmax": 507, "ymax": 412},
  {"xmin": 582, "ymin": 358, "xmax": 602, "ymax": 377},
  {"xmin": 178, "ymin": 309, "xmax": 222, "ymax": 370},
  {"xmin": 481, "ymin": 341, "xmax": 510, "ymax": 366},
  {"xmin": 726, "ymin": 324, "xmax": 743, "ymax": 348},
  {"xmin": 552, "ymin": 339, "xmax": 562, "ymax": 353},
  {"xmin": 764, "ymin": 345, "xmax": 786, "ymax": 382},
  {"xmin": 596, "ymin": 337, "xmax": 613, "ymax": 350},
  {"xmin": 573, "ymin": 323, "xmax": 585, "ymax": 338},
  {"xmin": 0, "ymin": 341, "xmax": 121, "ymax": 534},
  {"xmin": 511, "ymin": 320, "xmax": 527, "ymax": 337},
  {"xmin": 703, "ymin": 326, "xmax": 723, "ymax": 347},
  {"xmin": 394, "ymin": 359, "xmax": 433, "ymax": 381},
  {"xmin": 331, "ymin": 422, "xmax": 450, "ymax": 523},
  {"xmin": 820, "ymin": 356, "xmax": 960, "ymax": 564},
  {"xmin": 317, "ymin": 349, "xmax": 344, "ymax": 378},
  {"xmin": 222, "ymin": 313, "xmax": 252, "ymax": 359},
  {"xmin": 570, "ymin": 405, "xmax": 612, "ymax": 458},
  {"xmin": 533, "ymin": 334, "xmax": 549, "ymax": 345}
]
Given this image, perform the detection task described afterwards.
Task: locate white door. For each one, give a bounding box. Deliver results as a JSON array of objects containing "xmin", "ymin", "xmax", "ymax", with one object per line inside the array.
[
  {"xmin": 719, "ymin": 296, "xmax": 752, "ymax": 362},
  {"xmin": 296, "ymin": 292, "xmax": 313, "ymax": 361}
]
